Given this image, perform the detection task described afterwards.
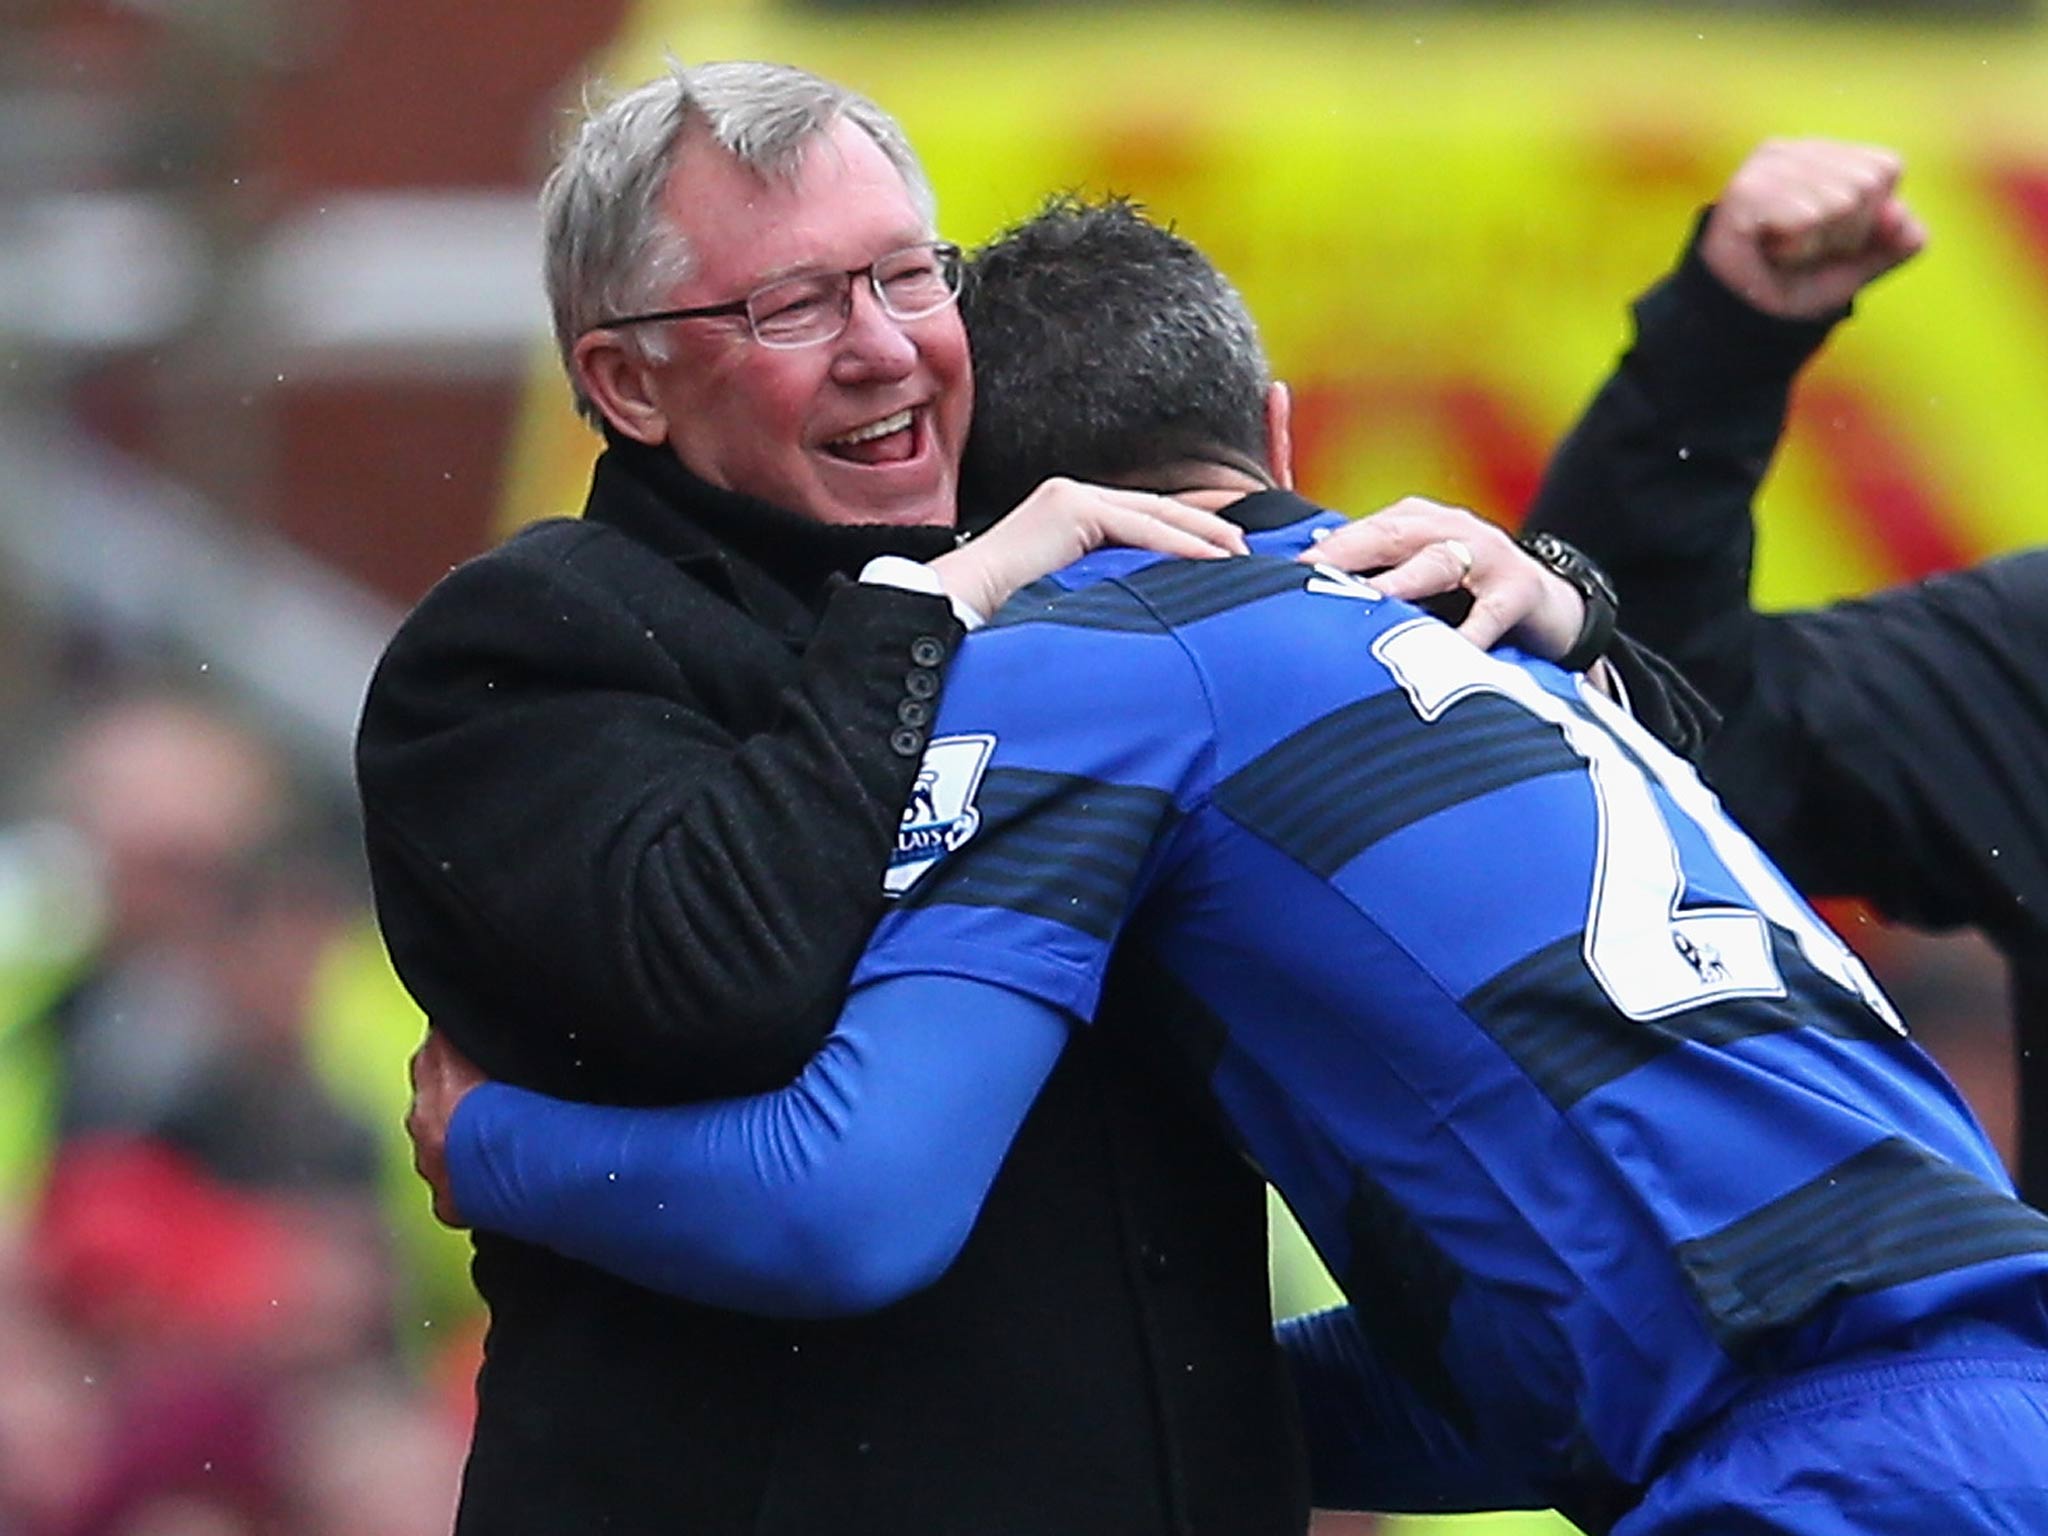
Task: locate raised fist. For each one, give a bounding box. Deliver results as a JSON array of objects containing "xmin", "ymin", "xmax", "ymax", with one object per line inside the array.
[{"xmin": 1699, "ymin": 138, "xmax": 1927, "ymax": 320}]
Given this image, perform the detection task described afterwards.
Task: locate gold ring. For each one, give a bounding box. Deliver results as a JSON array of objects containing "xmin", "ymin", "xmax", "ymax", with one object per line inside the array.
[{"xmin": 1442, "ymin": 537, "xmax": 1476, "ymax": 585}]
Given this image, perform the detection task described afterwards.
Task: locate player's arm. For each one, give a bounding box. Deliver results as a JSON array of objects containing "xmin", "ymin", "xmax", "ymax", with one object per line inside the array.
[
  {"xmin": 1282, "ymin": 1306, "xmax": 1548, "ymax": 1516},
  {"xmin": 404, "ymin": 582, "xmax": 1198, "ymax": 1311},
  {"xmin": 419, "ymin": 973, "xmax": 1071, "ymax": 1317}
]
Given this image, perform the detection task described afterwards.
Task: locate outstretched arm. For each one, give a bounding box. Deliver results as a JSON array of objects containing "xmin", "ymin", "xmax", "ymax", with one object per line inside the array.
[
  {"xmin": 420, "ymin": 975, "xmax": 1070, "ymax": 1317},
  {"xmin": 1524, "ymin": 138, "xmax": 1924, "ymax": 702},
  {"xmin": 1517, "ymin": 137, "xmax": 2048, "ymax": 931}
]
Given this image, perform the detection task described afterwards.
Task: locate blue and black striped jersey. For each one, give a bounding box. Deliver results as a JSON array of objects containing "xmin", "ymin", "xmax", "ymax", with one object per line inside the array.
[{"xmin": 852, "ymin": 496, "xmax": 2048, "ymax": 1500}]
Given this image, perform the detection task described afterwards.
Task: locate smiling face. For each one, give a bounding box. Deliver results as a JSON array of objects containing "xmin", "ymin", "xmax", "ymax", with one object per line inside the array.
[{"xmin": 585, "ymin": 117, "xmax": 971, "ymax": 529}]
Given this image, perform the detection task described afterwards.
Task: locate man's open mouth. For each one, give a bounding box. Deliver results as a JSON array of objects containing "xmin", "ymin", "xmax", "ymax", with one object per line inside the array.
[{"xmin": 825, "ymin": 408, "xmax": 918, "ymax": 465}]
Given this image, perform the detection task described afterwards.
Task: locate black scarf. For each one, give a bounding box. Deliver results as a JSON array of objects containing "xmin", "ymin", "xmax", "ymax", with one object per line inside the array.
[{"xmin": 592, "ymin": 430, "xmax": 958, "ymax": 611}]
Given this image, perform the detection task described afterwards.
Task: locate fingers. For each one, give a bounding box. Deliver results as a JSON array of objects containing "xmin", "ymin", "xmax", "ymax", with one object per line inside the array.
[
  {"xmin": 1077, "ymin": 483, "xmax": 1249, "ymax": 556},
  {"xmin": 1452, "ymin": 586, "xmax": 1523, "ymax": 652},
  {"xmin": 934, "ymin": 478, "xmax": 1253, "ymax": 620},
  {"xmin": 1729, "ymin": 139, "xmax": 1900, "ymax": 245},
  {"xmin": 1009, "ymin": 477, "xmax": 1249, "ymax": 556},
  {"xmin": 1366, "ymin": 540, "xmax": 1482, "ymax": 604},
  {"xmin": 1361, "ymin": 543, "xmax": 1550, "ymax": 652},
  {"xmin": 1299, "ymin": 496, "xmax": 1590, "ymax": 660},
  {"xmin": 1703, "ymin": 139, "xmax": 1922, "ymax": 319},
  {"xmin": 1306, "ymin": 499, "xmax": 1492, "ymax": 606},
  {"xmin": 1748, "ymin": 145, "xmax": 1899, "ymax": 266},
  {"xmin": 1299, "ymin": 496, "xmax": 1498, "ymax": 577},
  {"xmin": 406, "ymin": 1029, "xmax": 471, "ymax": 1228},
  {"xmin": 1094, "ymin": 501, "xmax": 1248, "ymax": 561},
  {"xmin": 1868, "ymin": 199, "xmax": 1930, "ymax": 266}
]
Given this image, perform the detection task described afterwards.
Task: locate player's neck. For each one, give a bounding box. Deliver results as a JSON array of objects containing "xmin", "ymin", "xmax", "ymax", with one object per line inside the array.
[{"xmin": 1109, "ymin": 458, "xmax": 1274, "ymax": 509}]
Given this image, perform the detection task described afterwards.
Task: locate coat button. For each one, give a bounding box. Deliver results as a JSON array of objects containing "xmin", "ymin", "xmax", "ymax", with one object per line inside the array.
[
  {"xmin": 910, "ymin": 635, "xmax": 946, "ymax": 668},
  {"xmin": 890, "ymin": 727, "xmax": 924, "ymax": 757},
  {"xmin": 897, "ymin": 699, "xmax": 931, "ymax": 728},
  {"xmin": 905, "ymin": 668, "xmax": 939, "ymax": 700}
]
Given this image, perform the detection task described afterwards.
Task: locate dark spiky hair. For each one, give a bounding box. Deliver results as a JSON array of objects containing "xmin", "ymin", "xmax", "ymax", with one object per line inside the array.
[{"xmin": 957, "ymin": 194, "xmax": 1273, "ymax": 532}]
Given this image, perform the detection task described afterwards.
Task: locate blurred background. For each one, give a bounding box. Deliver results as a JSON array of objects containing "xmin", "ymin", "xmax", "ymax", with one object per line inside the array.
[{"xmin": 1, "ymin": 0, "xmax": 2042, "ymax": 1532}]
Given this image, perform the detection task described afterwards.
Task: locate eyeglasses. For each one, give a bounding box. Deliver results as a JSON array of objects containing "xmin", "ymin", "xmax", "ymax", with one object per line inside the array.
[{"xmin": 593, "ymin": 241, "xmax": 964, "ymax": 350}]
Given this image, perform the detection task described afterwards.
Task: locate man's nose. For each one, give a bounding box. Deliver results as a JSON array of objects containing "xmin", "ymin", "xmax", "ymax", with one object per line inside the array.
[{"xmin": 829, "ymin": 281, "xmax": 918, "ymax": 382}]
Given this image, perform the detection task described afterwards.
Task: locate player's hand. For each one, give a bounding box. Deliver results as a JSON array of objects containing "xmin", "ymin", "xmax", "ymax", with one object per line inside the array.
[
  {"xmin": 407, "ymin": 1027, "xmax": 488, "ymax": 1228},
  {"xmin": 929, "ymin": 477, "xmax": 1248, "ymax": 621},
  {"xmin": 1300, "ymin": 497, "xmax": 1587, "ymax": 658},
  {"xmin": 1699, "ymin": 139, "xmax": 1927, "ymax": 320}
]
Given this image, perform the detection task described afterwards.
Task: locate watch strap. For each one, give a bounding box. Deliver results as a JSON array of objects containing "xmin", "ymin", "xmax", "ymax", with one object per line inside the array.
[{"xmin": 1516, "ymin": 530, "xmax": 1618, "ymax": 672}]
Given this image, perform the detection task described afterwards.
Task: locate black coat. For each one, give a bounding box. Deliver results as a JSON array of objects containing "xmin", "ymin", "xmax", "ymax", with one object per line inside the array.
[
  {"xmin": 1529, "ymin": 234, "xmax": 2048, "ymax": 1203},
  {"xmin": 357, "ymin": 439, "xmax": 1304, "ymax": 1535}
]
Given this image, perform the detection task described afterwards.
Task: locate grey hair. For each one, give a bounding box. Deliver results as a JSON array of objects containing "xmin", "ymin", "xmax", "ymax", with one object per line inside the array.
[{"xmin": 540, "ymin": 60, "xmax": 938, "ymax": 424}]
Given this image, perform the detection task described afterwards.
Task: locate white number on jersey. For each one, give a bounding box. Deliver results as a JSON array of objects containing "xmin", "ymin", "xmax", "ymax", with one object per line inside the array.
[{"xmin": 1373, "ymin": 620, "xmax": 1901, "ymax": 1030}]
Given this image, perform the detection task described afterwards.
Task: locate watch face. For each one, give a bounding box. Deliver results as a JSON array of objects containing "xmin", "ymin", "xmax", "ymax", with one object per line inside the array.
[{"xmin": 1523, "ymin": 532, "xmax": 1616, "ymax": 605}]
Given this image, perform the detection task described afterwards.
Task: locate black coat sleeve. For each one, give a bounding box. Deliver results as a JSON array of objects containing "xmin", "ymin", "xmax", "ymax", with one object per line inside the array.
[
  {"xmin": 1527, "ymin": 219, "xmax": 1841, "ymax": 705},
  {"xmin": 356, "ymin": 523, "xmax": 962, "ymax": 1103},
  {"xmin": 1696, "ymin": 554, "xmax": 2048, "ymax": 935},
  {"xmin": 1527, "ymin": 222, "xmax": 2048, "ymax": 940}
]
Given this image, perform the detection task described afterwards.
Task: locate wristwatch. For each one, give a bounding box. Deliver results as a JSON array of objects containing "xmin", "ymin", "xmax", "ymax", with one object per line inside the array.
[{"xmin": 1514, "ymin": 530, "xmax": 1619, "ymax": 672}]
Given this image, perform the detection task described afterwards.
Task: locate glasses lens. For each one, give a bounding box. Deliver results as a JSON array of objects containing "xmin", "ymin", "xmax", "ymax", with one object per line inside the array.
[
  {"xmin": 748, "ymin": 274, "xmax": 847, "ymax": 346},
  {"xmin": 872, "ymin": 244, "xmax": 961, "ymax": 320}
]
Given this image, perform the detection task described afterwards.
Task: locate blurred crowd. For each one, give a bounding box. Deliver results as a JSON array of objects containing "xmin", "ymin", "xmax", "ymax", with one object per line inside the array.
[{"xmin": 0, "ymin": 688, "xmax": 474, "ymax": 1536}]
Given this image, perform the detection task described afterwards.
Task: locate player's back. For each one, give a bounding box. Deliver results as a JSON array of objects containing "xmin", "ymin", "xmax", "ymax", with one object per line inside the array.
[
  {"xmin": 870, "ymin": 507, "xmax": 2048, "ymax": 1506},
  {"xmin": 1130, "ymin": 557, "xmax": 2048, "ymax": 1493}
]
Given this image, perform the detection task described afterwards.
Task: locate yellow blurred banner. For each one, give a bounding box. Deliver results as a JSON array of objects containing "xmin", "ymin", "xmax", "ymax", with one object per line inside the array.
[{"xmin": 506, "ymin": 7, "xmax": 2048, "ymax": 611}]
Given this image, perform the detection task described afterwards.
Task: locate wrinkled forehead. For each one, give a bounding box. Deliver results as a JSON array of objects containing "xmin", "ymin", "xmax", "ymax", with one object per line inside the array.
[
  {"xmin": 664, "ymin": 117, "xmax": 933, "ymax": 283},
  {"xmin": 675, "ymin": 106, "xmax": 930, "ymax": 221}
]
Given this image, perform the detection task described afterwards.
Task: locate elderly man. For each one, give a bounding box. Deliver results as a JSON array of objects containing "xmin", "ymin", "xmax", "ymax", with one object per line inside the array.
[
  {"xmin": 365, "ymin": 58, "xmax": 1658, "ymax": 1533},
  {"xmin": 418, "ymin": 196, "xmax": 2048, "ymax": 1535}
]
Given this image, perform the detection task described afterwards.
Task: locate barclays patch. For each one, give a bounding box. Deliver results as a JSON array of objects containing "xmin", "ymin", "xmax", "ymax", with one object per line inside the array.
[{"xmin": 885, "ymin": 732, "xmax": 997, "ymax": 897}]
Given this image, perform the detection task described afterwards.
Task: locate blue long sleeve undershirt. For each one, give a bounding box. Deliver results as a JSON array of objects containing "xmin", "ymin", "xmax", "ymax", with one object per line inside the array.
[
  {"xmin": 447, "ymin": 973, "xmax": 1068, "ymax": 1317},
  {"xmin": 446, "ymin": 972, "xmax": 1543, "ymax": 1513}
]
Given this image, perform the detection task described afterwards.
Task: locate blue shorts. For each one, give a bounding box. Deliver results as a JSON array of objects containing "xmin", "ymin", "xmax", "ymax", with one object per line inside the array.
[{"xmin": 1617, "ymin": 1342, "xmax": 2048, "ymax": 1535}]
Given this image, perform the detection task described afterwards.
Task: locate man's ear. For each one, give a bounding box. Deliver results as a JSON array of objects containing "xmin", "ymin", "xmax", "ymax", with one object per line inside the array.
[
  {"xmin": 1265, "ymin": 380, "xmax": 1295, "ymax": 490},
  {"xmin": 573, "ymin": 331, "xmax": 670, "ymax": 445}
]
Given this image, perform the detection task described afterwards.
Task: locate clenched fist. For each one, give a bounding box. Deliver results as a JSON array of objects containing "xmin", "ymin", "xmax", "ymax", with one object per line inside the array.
[{"xmin": 1700, "ymin": 138, "xmax": 1927, "ymax": 320}]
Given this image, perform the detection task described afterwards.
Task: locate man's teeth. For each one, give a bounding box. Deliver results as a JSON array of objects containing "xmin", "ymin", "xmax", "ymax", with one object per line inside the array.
[{"xmin": 833, "ymin": 409, "xmax": 913, "ymax": 447}]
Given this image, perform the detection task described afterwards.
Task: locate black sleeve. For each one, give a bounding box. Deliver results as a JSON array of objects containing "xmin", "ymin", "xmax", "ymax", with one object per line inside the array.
[
  {"xmin": 1526, "ymin": 217, "xmax": 2048, "ymax": 937},
  {"xmin": 1526, "ymin": 213, "xmax": 1842, "ymax": 708},
  {"xmin": 1698, "ymin": 553, "xmax": 2048, "ymax": 934},
  {"xmin": 356, "ymin": 534, "xmax": 961, "ymax": 1103}
]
